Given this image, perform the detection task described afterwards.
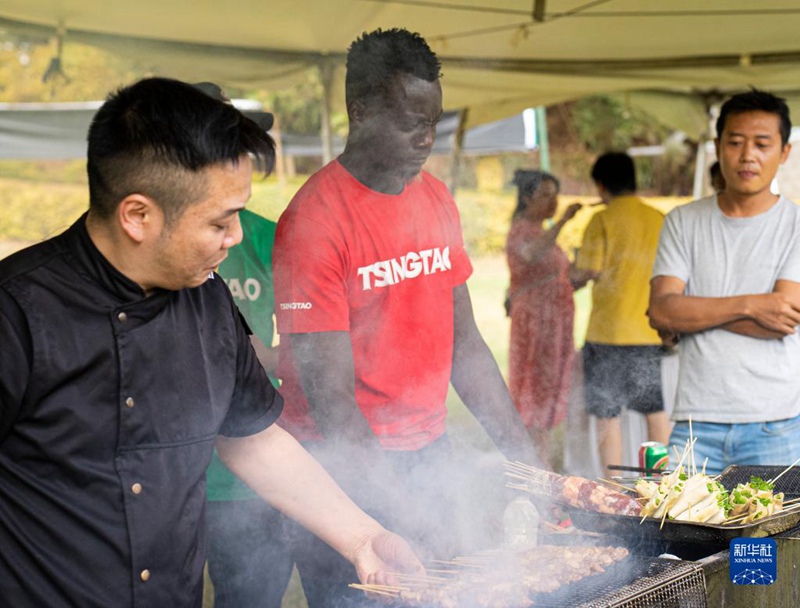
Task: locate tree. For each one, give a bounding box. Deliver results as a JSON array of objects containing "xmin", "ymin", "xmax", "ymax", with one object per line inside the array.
[
  {"xmin": 0, "ymin": 34, "xmax": 140, "ymax": 102},
  {"xmin": 546, "ymin": 96, "xmax": 694, "ymax": 196}
]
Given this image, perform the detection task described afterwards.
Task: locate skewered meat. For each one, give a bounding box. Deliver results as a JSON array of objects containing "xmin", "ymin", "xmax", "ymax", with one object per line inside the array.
[
  {"xmin": 504, "ymin": 461, "xmax": 641, "ymax": 516},
  {"xmin": 551, "ymin": 474, "xmax": 641, "ymax": 516},
  {"xmin": 390, "ymin": 545, "xmax": 630, "ymax": 608}
]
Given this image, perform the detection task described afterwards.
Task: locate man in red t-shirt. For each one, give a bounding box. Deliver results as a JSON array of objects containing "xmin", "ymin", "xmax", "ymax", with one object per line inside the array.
[{"xmin": 274, "ymin": 28, "xmax": 539, "ymax": 607}]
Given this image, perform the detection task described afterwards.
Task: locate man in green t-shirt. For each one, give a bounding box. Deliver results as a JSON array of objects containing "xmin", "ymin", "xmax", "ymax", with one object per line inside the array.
[{"xmin": 206, "ymin": 208, "xmax": 293, "ymax": 608}]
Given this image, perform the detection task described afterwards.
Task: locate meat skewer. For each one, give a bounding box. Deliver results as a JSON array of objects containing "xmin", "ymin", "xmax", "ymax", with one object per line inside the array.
[
  {"xmin": 504, "ymin": 460, "xmax": 642, "ymax": 516},
  {"xmin": 350, "ymin": 545, "xmax": 630, "ymax": 608}
]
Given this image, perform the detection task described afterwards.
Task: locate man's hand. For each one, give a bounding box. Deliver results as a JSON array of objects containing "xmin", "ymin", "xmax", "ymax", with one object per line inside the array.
[
  {"xmin": 744, "ymin": 292, "xmax": 800, "ymax": 335},
  {"xmin": 567, "ymin": 266, "xmax": 600, "ymax": 290},
  {"xmin": 657, "ymin": 328, "xmax": 680, "ymax": 348},
  {"xmin": 350, "ymin": 530, "xmax": 425, "ymax": 586},
  {"xmin": 649, "ymin": 275, "xmax": 800, "ymax": 338},
  {"xmin": 561, "ymin": 202, "xmax": 583, "ymax": 222}
]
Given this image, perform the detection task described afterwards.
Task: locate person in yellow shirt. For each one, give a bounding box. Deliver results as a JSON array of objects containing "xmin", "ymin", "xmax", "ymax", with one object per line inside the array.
[{"xmin": 576, "ymin": 152, "xmax": 671, "ymax": 473}]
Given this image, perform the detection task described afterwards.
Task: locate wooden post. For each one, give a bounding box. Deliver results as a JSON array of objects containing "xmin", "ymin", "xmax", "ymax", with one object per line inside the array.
[
  {"xmin": 318, "ymin": 59, "xmax": 335, "ymax": 166},
  {"xmin": 535, "ymin": 106, "xmax": 550, "ymax": 172},
  {"xmin": 271, "ymin": 114, "xmax": 287, "ymax": 186},
  {"xmin": 449, "ymin": 108, "xmax": 468, "ymax": 195}
]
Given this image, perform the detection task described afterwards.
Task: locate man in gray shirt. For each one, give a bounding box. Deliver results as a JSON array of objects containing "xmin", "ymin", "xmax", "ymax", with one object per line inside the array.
[{"xmin": 649, "ymin": 89, "xmax": 800, "ymax": 474}]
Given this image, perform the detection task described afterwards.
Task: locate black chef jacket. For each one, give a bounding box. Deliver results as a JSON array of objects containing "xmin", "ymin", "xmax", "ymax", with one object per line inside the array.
[{"xmin": 0, "ymin": 214, "xmax": 283, "ymax": 608}]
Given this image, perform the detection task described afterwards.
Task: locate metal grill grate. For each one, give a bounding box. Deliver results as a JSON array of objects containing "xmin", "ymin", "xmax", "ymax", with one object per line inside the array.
[
  {"xmin": 528, "ymin": 557, "xmax": 706, "ymax": 608},
  {"xmin": 716, "ymin": 465, "xmax": 800, "ymax": 498}
]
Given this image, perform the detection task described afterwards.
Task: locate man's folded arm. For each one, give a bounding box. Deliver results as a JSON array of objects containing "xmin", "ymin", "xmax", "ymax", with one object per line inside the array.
[{"xmin": 649, "ymin": 275, "xmax": 800, "ymax": 339}]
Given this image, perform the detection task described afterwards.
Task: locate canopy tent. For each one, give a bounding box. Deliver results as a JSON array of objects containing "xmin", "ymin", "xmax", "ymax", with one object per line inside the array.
[{"xmin": 2, "ymin": 0, "xmax": 800, "ymax": 136}]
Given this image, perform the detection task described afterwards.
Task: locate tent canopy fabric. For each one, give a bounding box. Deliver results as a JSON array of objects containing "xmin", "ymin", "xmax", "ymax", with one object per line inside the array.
[{"xmin": 2, "ymin": 1, "xmax": 800, "ymax": 133}]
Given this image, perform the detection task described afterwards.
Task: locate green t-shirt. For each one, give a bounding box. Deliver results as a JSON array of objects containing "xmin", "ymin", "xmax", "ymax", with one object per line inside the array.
[{"xmin": 206, "ymin": 209, "xmax": 277, "ymax": 501}]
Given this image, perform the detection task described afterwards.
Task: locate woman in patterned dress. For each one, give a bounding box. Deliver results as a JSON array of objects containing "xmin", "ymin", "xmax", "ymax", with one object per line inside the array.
[{"xmin": 505, "ymin": 170, "xmax": 596, "ymax": 469}]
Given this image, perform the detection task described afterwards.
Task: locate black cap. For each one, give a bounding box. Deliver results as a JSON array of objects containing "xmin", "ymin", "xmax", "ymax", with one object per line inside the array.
[{"xmin": 191, "ymin": 81, "xmax": 274, "ymax": 132}]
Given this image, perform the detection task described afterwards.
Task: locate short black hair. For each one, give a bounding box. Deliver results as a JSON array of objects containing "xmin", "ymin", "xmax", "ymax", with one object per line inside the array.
[
  {"xmin": 345, "ymin": 28, "xmax": 441, "ymax": 107},
  {"xmin": 591, "ymin": 152, "xmax": 636, "ymax": 196},
  {"xmin": 87, "ymin": 77, "xmax": 275, "ymax": 224},
  {"xmin": 716, "ymin": 88, "xmax": 791, "ymax": 146},
  {"xmin": 511, "ymin": 169, "xmax": 560, "ymax": 219}
]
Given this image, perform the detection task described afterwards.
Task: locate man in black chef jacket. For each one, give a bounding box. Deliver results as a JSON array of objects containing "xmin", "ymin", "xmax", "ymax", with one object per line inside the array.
[{"xmin": 0, "ymin": 77, "xmax": 421, "ymax": 608}]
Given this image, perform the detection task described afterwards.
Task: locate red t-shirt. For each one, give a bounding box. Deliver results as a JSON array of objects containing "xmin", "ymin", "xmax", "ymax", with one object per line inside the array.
[{"xmin": 274, "ymin": 160, "xmax": 473, "ymax": 450}]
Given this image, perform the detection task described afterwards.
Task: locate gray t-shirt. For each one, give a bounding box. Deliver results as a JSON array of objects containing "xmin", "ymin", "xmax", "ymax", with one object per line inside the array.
[{"xmin": 653, "ymin": 195, "xmax": 800, "ymax": 423}]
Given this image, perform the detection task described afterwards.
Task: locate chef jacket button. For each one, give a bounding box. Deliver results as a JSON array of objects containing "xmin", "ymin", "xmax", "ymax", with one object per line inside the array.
[
  {"xmin": 140, "ymin": 569, "xmax": 150, "ymax": 582},
  {"xmin": 118, "ymin": 312, "xmax": 128, "ymax": 323},
  {"xmin": 131, "ymin": 483, "xmax": 143, "ymax": 495},
  {"xmin": 125, "ymin": 397, "xmax": 135, "ymax": 408}
]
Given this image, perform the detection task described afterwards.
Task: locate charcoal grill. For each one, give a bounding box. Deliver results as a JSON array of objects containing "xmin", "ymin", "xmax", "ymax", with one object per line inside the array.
[
  {"xmin": 401, "ymin": 553, "xmax": 707, "ymax": 608},
  {"xmin": 529, "ymin": 556, "xmax": 706, "ymax": 607}
]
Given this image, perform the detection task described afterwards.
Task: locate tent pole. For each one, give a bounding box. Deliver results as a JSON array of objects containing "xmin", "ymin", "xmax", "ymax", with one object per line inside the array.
[
  {"xmin": 535, "ymin": 106, "xmax": 550, "ymax": 172},
  {"xmin": 318, "ymin": 59, "xmax": 335, "ymax": 166},
  {"xmin": 271, "ymin": 115, "xmax": 287, "ymax": 186},
  {"xmin": 692, "ymin": 138, "xmax": 707, "ymax": 200},
  {"xmin": 692, "ymin": 101, "xmax": 719, "ymax": 199},
  {"xmin": 448, "ymin": 108, "xmax": 468, "ymax": 195}
]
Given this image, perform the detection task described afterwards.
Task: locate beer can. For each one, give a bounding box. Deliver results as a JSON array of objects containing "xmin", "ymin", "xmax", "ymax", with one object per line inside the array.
[{"xmin": 639, "ymin": 441, "xmax": 669, "ymax": 473}]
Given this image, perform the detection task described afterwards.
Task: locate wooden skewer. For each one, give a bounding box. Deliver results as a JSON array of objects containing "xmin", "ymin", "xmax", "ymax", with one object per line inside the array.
[
  {"xmin": 349, "ymin": 584, "xmax": 404, "ymax": 596},
  {"xmin": 721, "ymin": 512, "xmax": 755, "ymax": 525},
  {"xmin": 505, "ymin": 482, "xmax": 538, "ymax": 494},
  {"xmin": 644, "ymin": 440, "xmax": 696, "ymax": 528},
  {"xmin": 689, "ymin": 416, "xmax": 695, "ymax": 476},
  {"xmin": 503, "ymin": 461, "xmax": 555, "ymax": 480},
  {"xmin": 597, "ymin": 478, "xmax": 636, "ymax": 494},
  {"xmin": 389, "ymin": 573, "xmax": 451, "ymax": 583},
  {"xmin": 722, "ymin": 501, "xmax": 800, "ymax": 526},
  {"xmin": 424, "ymin": 569, "xmax": 462, "ymax": 575},
  {"xmin": 430, "ymin": 559, "xmax": 485, "ymax": 568},
  {"xmin": 453, "ymin": 557, "xmax": 495, "ymax": 566},
  {"xmin": 659, "ymin": 504, "xmax": 670, "ymax": 530},
  {"xmin": 506, "ymin": 460, "xmax": 538, "ymax": 472},
  {"xmin": 351, "ymin": 583, "xmax": 406, "ymax": 591},
  {"xmin": 505, "ymin": 473, "xmax": 533, "ymax": 482},
  {"xmin": 768, "ymin": 457, "xmax": 800, "ymax": 485}
]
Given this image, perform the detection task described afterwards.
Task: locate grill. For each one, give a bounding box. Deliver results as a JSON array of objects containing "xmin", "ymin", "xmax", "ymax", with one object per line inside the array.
[
  {"xmin": 716, "ymin": 465, "xmax": 800, "ymax": 499},
  {"xmin": 566, "ymin": 465, "xmax": 800, "ymax": 546},
  {"xmin": 524, "ymin": 556, "xmax": 707, "ymax": 607},
  {"xmin": 531, "ymin": 466, "xmax": 800, "ymax": 606}
]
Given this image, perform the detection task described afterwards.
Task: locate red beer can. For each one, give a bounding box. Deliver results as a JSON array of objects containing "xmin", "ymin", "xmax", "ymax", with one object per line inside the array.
[{"xmin": 639, "ymin": 441, "xmax": 669, "ymax": 473}]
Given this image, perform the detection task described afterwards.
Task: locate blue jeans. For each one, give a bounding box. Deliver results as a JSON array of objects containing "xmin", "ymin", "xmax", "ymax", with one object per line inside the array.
[{"xmin": 669, "ymin": 413, "xmax": 800, "ymax": 476}]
